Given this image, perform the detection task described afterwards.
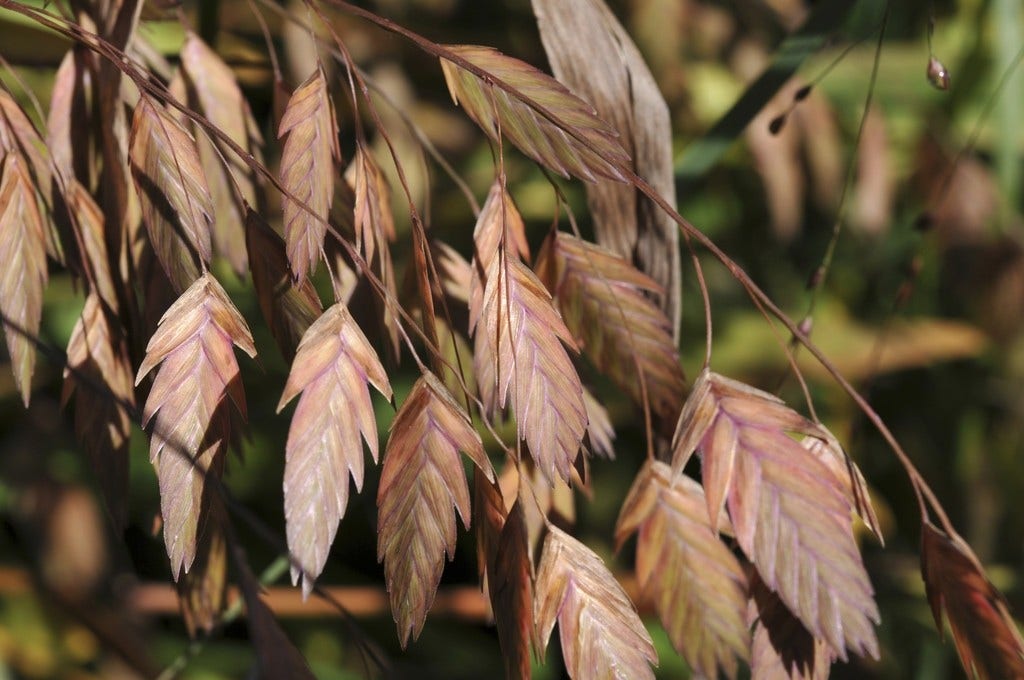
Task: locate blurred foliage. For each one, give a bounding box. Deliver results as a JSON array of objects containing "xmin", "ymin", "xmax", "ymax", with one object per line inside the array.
[{"xmin": 0, "ymin": 0, "xmax": 1022, "ymax": 678}]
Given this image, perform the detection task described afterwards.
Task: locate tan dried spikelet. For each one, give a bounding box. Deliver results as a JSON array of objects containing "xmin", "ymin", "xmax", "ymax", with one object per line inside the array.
[
  {"xmin": 671, "ymin": 369, "xmax": 880, "ymax": 661},
  {"xmin": 278, "ymin": 66, "xmax": 339, "ymax": 284},
  {"xmin": 377, "ymin": 373, "xmax": 494, "ymax": 646},
  {"xmin": 535, "ymin": 526, "xmax": 657, "ymax": 679},
  {"xmin": 277, "ymin": 302, "xmax": 391, "ymax": 597},
  {"xmin": 439, "ymin": 44, "xmax": 631, "ymax": 183}
]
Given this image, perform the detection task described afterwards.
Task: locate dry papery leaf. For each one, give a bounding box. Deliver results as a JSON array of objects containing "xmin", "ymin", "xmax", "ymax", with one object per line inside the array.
[
  {"xmin": 749, "ymin": 571, "xmax": 835, "ymax": 680},
  {"xmin": 616, "ymin": 460, "xmax": 749, "ymax": 679},
  {"xmin": 439, "ymin": 44, "xmax": 631, "ymax": 183},
  {"xmin": 478, "ymin": 255, "xmax": 587, "ymax": 486},
  {"xmin": 245, "ymin": 209, "xmax": 322, "ymax": 361},
  {"xmin": 377, "ymin": 373, "xmax": 494, "ymax": 646},
  {"xmin": 279, "ymin": 65, "xmax": 339, "ymax": 285},
  {"xmin": 62, "ymin": 293, "xmax": 134, "ymax": 532},
  {"xmin": 136, "ymin": 273, "xmax": 256, "ymax": 578},
  {"xmin": 672, "ymin": 370, "xmax": 880, "ymax": 661},
  {"xmin": 921, "ymin": 522, "xmax": 1024, "ymax": 680},
  {"xmin": 532, "ymin": 0, "xmax": 680, "ymax": 333},
  {"xmin": 535, "ymin": 526, "xmax": 657, "ymax": 679},
  {"xmin": 0, "ymin": 153, "xmax": 48, "ymax": 406},
  {"xmin": 277, "ymin": 302, "xmax": 391, "ymax": 598},
  {"xmin": 536, "ymin": 231, "xmax": 684, "ymax": 426},
  {"xmin": 129, "ymin": 96, "xmax": 213, "ymax": 294}
]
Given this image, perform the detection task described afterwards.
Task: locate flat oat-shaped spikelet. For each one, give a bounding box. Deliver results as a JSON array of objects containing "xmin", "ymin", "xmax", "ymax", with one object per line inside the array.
[
  {"xmin": 245, "ymin": 209, "xmax": 322, "ymax": 361},
  {"xmin": 921, "ymin": 521, "xmax": 1024, "ymax": 680},
  {"xmin": 0, "ymin": 154, "xmax": 48, "ymax": 406},
  {"xmin": 616, "ymin": 461, "xmax": 749, "ymax": 679},
  {"xmin": 278, "ymin": 66, "xmax": 338, "ymax": 285},
  {"xmin": 478, "ymin": 256, "xmax": 586, "ymax": 485},
  {"xmin": 137, "ymin": 273, "xmax": 256, "ymax": 578},
  {"xmin": 129, "ymin": 96, "xmax": 214, "ymax": 293},
  {"xmin": 671, "ymin": 370, "xmax": 880, "ymax": 661},
  {"xmin": 439, "ymin": 44, "xmax": 631, "ymax": 183},
  {"xmin": 749, "ymin": 572, "xmax": 835, "ymax": 680},
  {"xmin": 181, "ymin": 31, "xmax": 262, "ymax": 275},
  {"xmin": 277, "ymin": 302, "xmax": 391, "ymax": 598},
  {"xmin": 535, "ymin": 526, "xmax": 657, "ymax": 679},
  {"xmin": 536, "ymin": 232, "xmax": 684, "ymax": 423},
  {"xmin": 377, "ymin": 373, "xmax": 494, "ymax": 646},
  {"xmin": 62, "ymin": 293, "xmax": 135, "ymax": 532}
]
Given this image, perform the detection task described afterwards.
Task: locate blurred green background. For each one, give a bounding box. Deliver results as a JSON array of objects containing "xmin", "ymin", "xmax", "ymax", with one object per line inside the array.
[{"xmin": 0, "ymin": 0, "xmax": 1022, "ymax": 677}]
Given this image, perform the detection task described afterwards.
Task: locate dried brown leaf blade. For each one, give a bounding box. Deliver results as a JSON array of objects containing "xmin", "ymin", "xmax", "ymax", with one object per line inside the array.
[
  {"xmin": 129, "ymin": 96, "xmax": 213, "ymax": 293},
  {"xmin": 616, "ymin": 461, "xmax": 749, "ymax": 678},
  {"xmin": 921, "ymin": 522, "xmax": 1024, "ymax": 680},
  {"xmin": 479, "ymin": 256, "xmax": 586, "ymax": 485},
  {"xmin": 62, "ymin": 293, "xmax": 134, "ymax": 531},
  {"xmin": 278, "ymin": 66, "xmax": 338, "ymax": 284},
  {"xmin": 277, "ymin": 302, "xmax": 391, "ymax": 597},
  {"xmin": 532, "ymin": 0, "xmax": 680, "ymax": 334},
  {"xmin": 439, "ymin": 45, "xmax": 631, "ymax": 183},
  {"xmin": 245, "ymin": 209, "xmax": 322, "ymax": 360},
  {"xmin": 536, "ymin": 232, "xmax": 684, "ymax": 424},
  {"xmin": 377, "ymin": 373, "xmax": 493, "ymax": 646},
  {"xmin": 0, "ymin": 154, "xmax": 48, "ymax": 406},
  {"xmin": 671, "ymin": 370, "xmax": 880, "ymax": 660},
  {"xmin": 136, "ymin": 273, "xmax": 256, "ymax": 577},
  {"xmin": 535, "ymin": 526, "xmax": 657, "ymax": 679}
]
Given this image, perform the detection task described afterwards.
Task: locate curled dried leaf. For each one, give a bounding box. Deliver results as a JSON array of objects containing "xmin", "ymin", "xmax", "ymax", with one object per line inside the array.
[
  {"xmin": 440, "ymin": 44, "xmax": 631, "ymax": 182},
  {"xmin": 129, "ymin": 96, "xmax": 213, "ymax": 293},
  {"xmin": 278, "ymin": 66, "xmax": 339, "ymax": 284},
  {"xmin": 277, "ymin": 302, "xmax": 391, "ymax": 597},
  {"xmin": 616, "ymin": 461, "xmax": 749, "ymax": 679},
  {"xmin": 377, "ymin": 373, "xmax": 493, "ymax": 646},
  {"xmin": 921, "ymin": 522, "xmax": 1024, "ymax": 680},
  {"xmin": 535, "ymin": 526, "xmax": 657, "ymax": 679},
  {"xmin": 536, "ymin": 232, "xmax": 684, "ymax": 424},
  {"xmin": 137, "ymin": 273, "xmax": 256, "ymax": 577},
  {"xmin": 0, "ymin": 153, "xmax": 48, "ymax": 406},
  {"xmin": 671, "ymin": 370, "xmax": 880, "ymax": 661}
]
